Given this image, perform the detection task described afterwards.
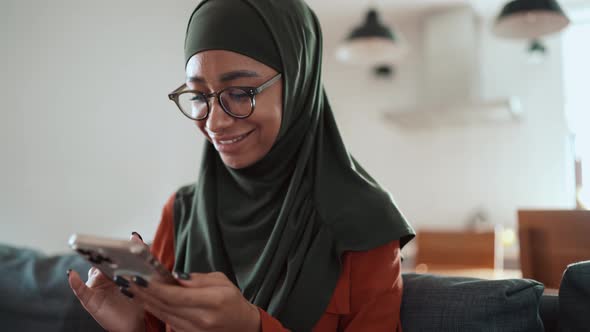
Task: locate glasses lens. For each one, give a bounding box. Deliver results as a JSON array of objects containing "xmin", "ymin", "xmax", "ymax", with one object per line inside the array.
[
  {"xmin": 177, "ymin": 92, "xmax": 208, "ymax": 120},
  {"xmin": 220, "ymin": 88, "xmax": 253, "ymax": 118}
]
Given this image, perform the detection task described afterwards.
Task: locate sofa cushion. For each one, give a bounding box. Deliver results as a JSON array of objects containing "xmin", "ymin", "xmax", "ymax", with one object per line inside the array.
[
  {"xmin": 401, "ymin": 273, "xmax": 544, "ymax": 332},
  {"xmin": 559, "ymin": 261, "xmax": 590, "ymax": 332},
  {"xmin": 0, "ymin": 244, "xmax": 104, "ymax": 332}
]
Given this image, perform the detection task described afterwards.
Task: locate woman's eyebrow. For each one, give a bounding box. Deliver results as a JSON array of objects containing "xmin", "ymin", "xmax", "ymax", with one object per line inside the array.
[
  {"xmin": 220, "ymin": 70, "xmax": 260, "ymax": 82},
  {"xmin": 187, "ymin": 70, "xmax": 260, "ymax": 84}
]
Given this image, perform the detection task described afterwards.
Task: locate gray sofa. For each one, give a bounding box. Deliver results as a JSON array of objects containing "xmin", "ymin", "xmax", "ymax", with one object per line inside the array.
[
  {"xmin": 1, "ymin": 244, "xmax": 587, "ymax": 331},
  {"xmin": 558, "ymin": 261, "xmax": 590, "ymax": 332},
  {"xmin": 0, "ymin": 245, "xmax": 104, "ymax": 331}
]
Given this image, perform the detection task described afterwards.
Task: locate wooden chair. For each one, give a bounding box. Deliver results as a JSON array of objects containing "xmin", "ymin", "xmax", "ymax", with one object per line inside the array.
[
  {"xmin": 415, "ymin": 229, "xmax": 502, "ymax": 272},
  {"xmin": 518, "ymin": 210, "xmax": 590, "ymax": 289}
]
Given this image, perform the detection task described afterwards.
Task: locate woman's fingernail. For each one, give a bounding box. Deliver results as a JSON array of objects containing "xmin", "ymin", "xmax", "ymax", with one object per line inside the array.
[
  {"xmin": 114, "ymin": 276, "xmax": 130, "ymax": 288},
  {"xmin": 119, "ymin": 286, "xmax": 134, "ymax": 299},
  {"xmin": 132, "ymin": 275, "xmax": 148, "ymax": 288},
  {"xmin": 174, "ymin": 272, "xmax": 191, "ymax": 280},
  {"xmin": 131, "ymin": 232, "xmax": 143, "ymax": 241},
  {"xmin": 67, "ymin": 269, "xmax": 72, "ymax": 277}
]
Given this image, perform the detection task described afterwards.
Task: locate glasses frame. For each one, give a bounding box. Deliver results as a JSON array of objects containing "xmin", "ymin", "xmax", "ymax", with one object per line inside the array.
[{"xmin": 168, "ymin": 73, "xmax": 282, "ymax": 121}]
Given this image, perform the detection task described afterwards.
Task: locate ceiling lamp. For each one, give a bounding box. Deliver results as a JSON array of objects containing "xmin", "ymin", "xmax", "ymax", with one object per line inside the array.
[
  {"xmin": 336, "ymin": 8, "xmax": 407, "ymax": 65},
  {"xmin": 373, "ymin": 64, "xmax": 395, "ymax": 79},
  {"xmin": 493, "ymin": 0, "xmax": 570, "ymax": 39},
  {"xmin": 527, "ymin": 39, "xmax": 548, "ymax": 64}
]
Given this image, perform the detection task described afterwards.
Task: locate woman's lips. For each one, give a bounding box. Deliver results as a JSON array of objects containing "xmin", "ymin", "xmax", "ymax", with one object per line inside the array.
[{"xmin": 211, "ymin": 129, "xmax": 255, "ymax": 153}]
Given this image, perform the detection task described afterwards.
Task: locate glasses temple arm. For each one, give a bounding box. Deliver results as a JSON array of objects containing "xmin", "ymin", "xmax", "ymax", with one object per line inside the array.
[
  {"xmin": 168, "ymin": 83, "xmax": 188, "ymax": 99},
  {"xmin": 254, "ymin": 73, "xmax": 282, "ymax": 94}
]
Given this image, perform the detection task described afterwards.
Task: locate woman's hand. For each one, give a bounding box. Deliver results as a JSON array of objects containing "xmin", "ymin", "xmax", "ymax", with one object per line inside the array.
[
  {"xmin": 67, "ymin": 234, "xmax": 146, "ymax": 332},
  {"xmin": 128, "ymin": 271, "xmax": 261, "ymax": 332}
]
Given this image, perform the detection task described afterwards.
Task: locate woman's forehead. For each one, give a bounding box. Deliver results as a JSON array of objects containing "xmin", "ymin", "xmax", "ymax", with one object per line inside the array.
[{"xmin": 186, "ymin": 50, "xmax": 272, "ymax": 76}]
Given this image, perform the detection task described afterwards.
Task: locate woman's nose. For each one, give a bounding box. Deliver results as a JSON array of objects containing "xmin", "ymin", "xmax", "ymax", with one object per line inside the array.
[{"xmin": 205, "ymin": 97, "xmax": 234, "ymax": 132}]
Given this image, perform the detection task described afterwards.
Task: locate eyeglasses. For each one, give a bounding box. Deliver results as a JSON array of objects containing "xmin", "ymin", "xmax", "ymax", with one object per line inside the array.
[{"xmin": 168, "ymin": 73, "xmax": 282, "ymax": 121}]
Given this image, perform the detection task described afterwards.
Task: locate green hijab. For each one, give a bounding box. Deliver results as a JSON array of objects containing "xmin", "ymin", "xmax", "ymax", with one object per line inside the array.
[{"xmin": 172, "ymin": 0, "xmax": 415, "ymax": 330}]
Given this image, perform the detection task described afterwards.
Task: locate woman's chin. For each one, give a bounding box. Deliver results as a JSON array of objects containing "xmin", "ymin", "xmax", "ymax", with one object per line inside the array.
[{"xmin": 220, "ymin": 154, "xmax": 256, "ymax": 170}]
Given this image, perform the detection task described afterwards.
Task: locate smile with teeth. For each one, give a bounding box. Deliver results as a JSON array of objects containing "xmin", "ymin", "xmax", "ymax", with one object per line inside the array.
[{"xmin": 217, "ymin": 131, "xmax": 253, "ymax": 145}]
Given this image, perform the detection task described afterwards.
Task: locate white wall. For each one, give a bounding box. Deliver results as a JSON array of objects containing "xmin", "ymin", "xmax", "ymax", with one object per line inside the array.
[
  {"xmin": 317, "ymin": 8, "xmax": 576, "ymax": 259},
  {"xmin": 1, "ymin": 1, "xmax": 575, "ymax": 255},
  {"xmin": 1, "ymin": 0, "xmax": 204, "ymax": 253}
]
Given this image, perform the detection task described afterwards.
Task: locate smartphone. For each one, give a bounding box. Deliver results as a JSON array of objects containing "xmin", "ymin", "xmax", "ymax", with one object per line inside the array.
[{"xmin": 68, "ymin": 233, "xmax": 178, "ymax": 285}]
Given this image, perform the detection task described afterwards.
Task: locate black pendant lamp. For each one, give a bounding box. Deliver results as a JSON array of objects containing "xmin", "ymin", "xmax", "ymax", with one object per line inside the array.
[
  {"xmin": 336, "ymin": 8, "xmax": 407, "ymax": 65},
  {"xmin": 494, "ymin": 0, "xmax": 570, "ymax": 39},
  {"xmin": 373, "ymin": 64, "xmax": 395, "ymax": 79},
  {"xmin": 527, "ymin": 39, "xmax": 548, "ymax": 63}
]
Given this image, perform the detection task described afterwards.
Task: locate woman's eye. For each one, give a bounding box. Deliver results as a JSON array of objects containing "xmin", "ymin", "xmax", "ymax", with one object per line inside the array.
[
  {"xmin": 229, "ymin": 91, "xmax": 249, "ymax": 101},
  {"xmin": 190, "ymin": 94, "xmax": 207, "ymax": 103}
]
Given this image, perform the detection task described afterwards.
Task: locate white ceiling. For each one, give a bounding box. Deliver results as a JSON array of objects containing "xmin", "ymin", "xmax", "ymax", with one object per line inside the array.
[{"xmin": 307, "ymin": 0, "xmax": 590, "ymax": 19}]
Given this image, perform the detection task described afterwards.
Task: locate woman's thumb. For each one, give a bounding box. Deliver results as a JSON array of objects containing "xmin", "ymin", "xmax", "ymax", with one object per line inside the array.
[{"xmin": 68, "ymin": 269, "xmax": 93, "ymax": 307}]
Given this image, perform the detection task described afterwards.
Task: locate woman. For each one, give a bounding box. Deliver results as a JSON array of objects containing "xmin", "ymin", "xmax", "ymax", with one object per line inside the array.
[{"xmin": 68, "ymin": 0, "xmax": 414, "ymax": 331}]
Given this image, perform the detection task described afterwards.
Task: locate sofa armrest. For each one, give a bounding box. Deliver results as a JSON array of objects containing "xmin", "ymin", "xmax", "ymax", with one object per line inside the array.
[
  {"xmin": 559, "ymin": 261, "xmax": 590, "ymax": 332},
  {"xmin": 401, "ymin": 273, "xmax": 545, "ymax": 331},
  {"xmin": 0, "ymin": 244, "xmax": 104, "ymax": 332}
]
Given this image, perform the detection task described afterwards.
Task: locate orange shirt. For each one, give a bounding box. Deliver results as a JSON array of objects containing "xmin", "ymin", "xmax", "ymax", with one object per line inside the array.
[{"xmin": 146, "ymin": 194, "xmax": 403, "ymax": 332}]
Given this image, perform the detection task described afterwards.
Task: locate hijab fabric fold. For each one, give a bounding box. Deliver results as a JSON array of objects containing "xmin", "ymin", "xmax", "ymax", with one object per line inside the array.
[{"xmin": 173, "ymin": 1, "xmax": 415, "ymax": 330}]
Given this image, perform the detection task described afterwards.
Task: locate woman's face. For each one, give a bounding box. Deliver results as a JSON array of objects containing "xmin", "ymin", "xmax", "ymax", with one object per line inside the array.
[{"xmin": 186, "ymin": 50, "xmax": 283, "ymax": 169}]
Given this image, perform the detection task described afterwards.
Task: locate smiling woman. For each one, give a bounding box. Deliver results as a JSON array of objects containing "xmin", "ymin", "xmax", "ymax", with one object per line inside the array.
[
  {"xmin": 67, "ymin": 0, "xmax": 414, "ymax": 331},
  {"xmin": 169, "ymin": 51, "xmax": 284, "ymax": 169}
]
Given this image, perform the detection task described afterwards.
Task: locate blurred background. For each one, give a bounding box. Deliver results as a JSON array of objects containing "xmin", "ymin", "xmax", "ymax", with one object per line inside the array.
[{"xmin": 1, "ymin": 0, "xmax": 589, "ymax": 282}]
